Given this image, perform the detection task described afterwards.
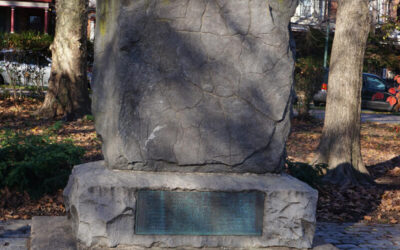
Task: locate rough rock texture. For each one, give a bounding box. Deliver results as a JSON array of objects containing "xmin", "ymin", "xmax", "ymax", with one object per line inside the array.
[
  {"xmin": 64, "ymin": 162, "xmax": 318, "ymax": 249},
  {"xmin": 93, "ymin": 0, "xmax": 298, "ymax": 173}
]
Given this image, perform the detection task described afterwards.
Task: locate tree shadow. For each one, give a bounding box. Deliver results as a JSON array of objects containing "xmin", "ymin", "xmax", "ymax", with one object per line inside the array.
[
  {"xmin": 315, "ymin": 156, "xmax": 400, "ymax": 223},
  {"xmin": 289, "ymin": 117, "xmax": 400, "ymax": 223},
  {"xmin": 368, "ymin": 155, "xmax": 400, "ymax": 187}
]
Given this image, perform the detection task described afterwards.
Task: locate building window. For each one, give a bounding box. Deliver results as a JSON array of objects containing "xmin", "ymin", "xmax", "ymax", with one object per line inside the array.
[
  {"xmin": 29, "ymin": 15, "xmax": 42, "ymax": 32},
  {"xmin": 299, "ymin": 0, "xmax": 313, "ymax": 17},
  {"xmin": 0, "ymin": 7, "xmax": 8, "ymax": 32}
]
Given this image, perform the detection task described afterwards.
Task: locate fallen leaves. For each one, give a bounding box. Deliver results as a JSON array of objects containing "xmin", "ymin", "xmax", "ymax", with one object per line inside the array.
[
  {"xmin": 0, "ymin": 98, "xmax": 103, "ymax": 163},
  {"xmin": 379, "ymin": 191, "xmax": 400, "ymax": 212},
  {"xmin": 364, "ymin": 215, "xmax": 372, "ymax": 221},
  {"xmin": 1, "ymin": 99, "xmax": 400, "ymax": 223},
  {"xmin": 288, "ymin": 117, "xmax": 400, "ymax": 224},
  {"xmin": 388, "ymin": 167, "xmax": 400, "ymax": 176},
  {"xmin": 0, "ymin": 97, "xmax": 102, "ymax": 221},
  {"xmin": 316, "ymin": 184, "xmax": 383, "ymax": 222},
  {"xmin": 0, "ymin": 189, "xmax": 66, "ymax": 221}
]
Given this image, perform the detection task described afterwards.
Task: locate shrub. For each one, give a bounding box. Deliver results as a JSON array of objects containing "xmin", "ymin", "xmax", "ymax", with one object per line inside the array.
[
  {"xmin": 84, "ymin": 114, "xmax": 94, "ymax": 122},
  {"xmin": 285, "ymin": 159, "xmax": 327, "ymax": 189},
  {"xmin": 0, "ymin": 130, "xmax": 84, "ymax": 198},
  {"xmin": 293, "ymin": 28, "xmax": 330, "ymax": 60},
  {"xmin": 292, "ymin": 29, "xmax": 327, "ymax": 116},
  {"xmin": 364, "ymin": 33, "xmax": 400, "ymax": 74},
  {"xmin": 294, "ymin": 57, "xmax": 325, "ymax": 115},
  {"xmin": 0, "ymin": 31, "xmax": 53, "ymax": 52},
  {"xmin": 293, "ymin": 26, "xmax": 400, "ymax": 78}
]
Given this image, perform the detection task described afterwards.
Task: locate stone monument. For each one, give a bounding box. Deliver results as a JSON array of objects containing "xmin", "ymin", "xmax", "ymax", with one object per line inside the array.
[{"xmin": 64, "ymin": 0, "xmax": 318, "ymax": 249}]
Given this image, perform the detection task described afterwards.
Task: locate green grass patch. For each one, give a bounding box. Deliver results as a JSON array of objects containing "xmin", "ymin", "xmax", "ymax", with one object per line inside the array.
[{"xmin": 84, "ymin": 114, "xmax": 94, "ymax": 122}]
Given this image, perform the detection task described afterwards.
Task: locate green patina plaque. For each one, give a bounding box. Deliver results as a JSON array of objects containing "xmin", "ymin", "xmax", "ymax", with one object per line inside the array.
[{"xmin": 135, "ymin": 190, "xmax": 264, "ymax": 236}]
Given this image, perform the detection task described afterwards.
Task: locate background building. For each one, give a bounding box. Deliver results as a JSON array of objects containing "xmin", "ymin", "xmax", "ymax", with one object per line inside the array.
[
  {"xmin": 0, "ymin": 0, "xmax": 53, "ymax": 34},
  {"xmin": 291, "ymin": 0, "xmax": 398, "ymax": 32},
  {"xmin": 0, "ymin": 0, "xmax": 96, "ymax": 39},
  {"xmin": 88, "ymin": 0, "xmax": 95, "ymax": 41}
]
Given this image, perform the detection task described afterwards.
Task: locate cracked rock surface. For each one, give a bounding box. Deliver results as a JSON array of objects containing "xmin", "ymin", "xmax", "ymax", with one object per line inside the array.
[{"xmin": 93, "ymin": 0, "xmax": 297, "ymax": 173}]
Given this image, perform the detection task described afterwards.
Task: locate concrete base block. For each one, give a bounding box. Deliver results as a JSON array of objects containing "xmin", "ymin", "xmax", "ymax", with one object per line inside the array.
[
  {"xmin": 30, "ymin": 216, "xmax": 76, "ymax": 250},
  {"xmin": 29, "ymin": 217, "xmax": 339, "ymax": 250},
  {"xmin": 30, "ymin": 216, "xmax": 77, "ymax": 250},
  {"xmin": 64, "ymin": 161, "xmax": 318, "ymax": 249}
]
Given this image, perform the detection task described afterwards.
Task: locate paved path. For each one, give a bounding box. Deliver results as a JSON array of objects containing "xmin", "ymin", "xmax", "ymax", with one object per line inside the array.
[
  {"xmin": 1, "ymin": 220, "xmax": 400, "ymax": 249},
  {"xmin": 314, "ymin": 223, "xmax": 400, "ymax": 249},
  {"xmin": 310, "ymin": 109, "xmax": 400, "ymax": 124},
  {"xmin": 0, "ymin": 220, "xmax": 30, "ymax": 250}
]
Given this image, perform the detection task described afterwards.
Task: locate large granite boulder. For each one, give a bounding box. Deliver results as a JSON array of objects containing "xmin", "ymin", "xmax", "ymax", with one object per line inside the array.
[{"xmin": 93, "ymin": 0, "xmax": 297, "ymax": 173}]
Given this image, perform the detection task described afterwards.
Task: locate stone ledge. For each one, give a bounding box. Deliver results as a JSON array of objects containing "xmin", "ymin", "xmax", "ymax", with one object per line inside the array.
[
  {"xmin": 64, "ymin": 161, "xmax": 317, "ymax": 193},
  {"xmin": 64, "ymin": 161, "xmax": 317, "ymax": 249}
]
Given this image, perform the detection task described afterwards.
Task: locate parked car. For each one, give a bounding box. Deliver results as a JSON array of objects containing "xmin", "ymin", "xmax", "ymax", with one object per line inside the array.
[
  {"xmin": 0, "ymin": 50, "xmax": 51, "ymax": 87},
  {"xmin": 313, "ymin": 72, "xmax": 396, "ymax": 112}
]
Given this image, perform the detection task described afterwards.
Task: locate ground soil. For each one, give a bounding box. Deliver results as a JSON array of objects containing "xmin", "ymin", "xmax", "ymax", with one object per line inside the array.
[{"xmin": 1, "ymin": 98, "xmax": 399, "ymax": 224}]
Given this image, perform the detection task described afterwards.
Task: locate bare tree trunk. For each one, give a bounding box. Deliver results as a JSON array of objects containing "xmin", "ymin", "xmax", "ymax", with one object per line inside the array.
[
  {"xmin": 313, "ymin": 0, "xmax": 372, "ymax": 186},
  {"xmin": 370, "ymin": 0, "xmax": 377, "ymax": 35},
  {"xmin": 38, "ymin": 0, "xmax": 90, "ymax": 120}
]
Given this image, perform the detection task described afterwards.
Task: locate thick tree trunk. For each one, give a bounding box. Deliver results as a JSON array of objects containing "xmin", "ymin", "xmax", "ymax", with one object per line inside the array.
[
  {"xmin": 39, "ymin": 0, "xmax": 90, "ymax": 120},
  {"xmin": 313, "ymin": 0, "xmax": 372, "ymax": 186}
]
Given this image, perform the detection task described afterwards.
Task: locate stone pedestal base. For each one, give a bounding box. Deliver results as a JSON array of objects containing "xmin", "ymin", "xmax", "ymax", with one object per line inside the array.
[{"xmin": 64, "ymin": 161, "xmax": 318, "ymax": 249}]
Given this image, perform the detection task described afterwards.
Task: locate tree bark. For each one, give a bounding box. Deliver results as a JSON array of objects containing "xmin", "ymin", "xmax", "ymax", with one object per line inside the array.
[
  {"xmin": 390, "ymin": 0, "xmax": 400, "ymax": 20},
  {"xmin": 38, "ymin": 0, "xmax": 90, "ymax": 120},
  {"xmin": 313, "ymin": 0, "xmax": 372, "ymax": 186},
  {"xmin": 370, "ymin": 0, "xmax": 377, "ymax": 35}
]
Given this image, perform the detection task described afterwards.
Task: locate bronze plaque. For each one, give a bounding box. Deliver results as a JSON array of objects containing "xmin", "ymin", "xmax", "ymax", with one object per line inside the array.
[{"xmin": 135, "ymin": 190, "xmax": 264, "ymax": 235}]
